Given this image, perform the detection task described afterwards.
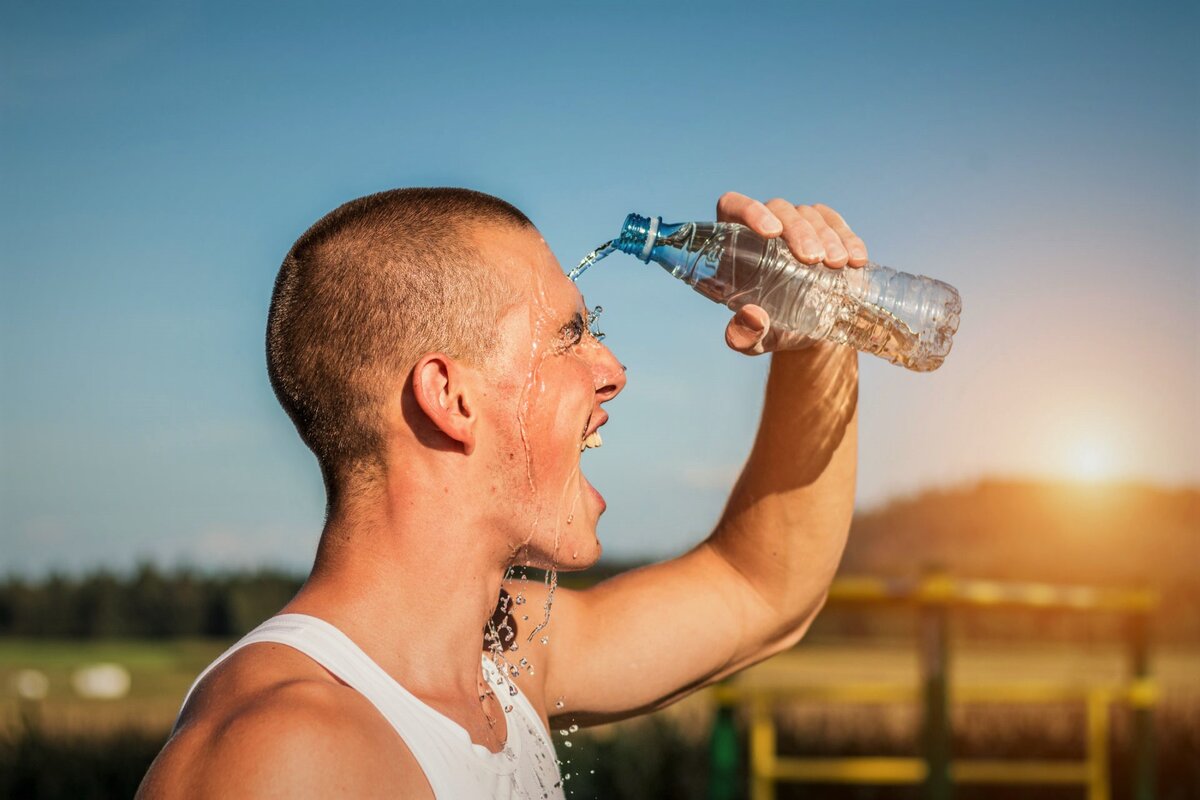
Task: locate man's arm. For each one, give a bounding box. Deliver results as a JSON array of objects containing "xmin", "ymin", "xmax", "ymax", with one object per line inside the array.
[{"xmin": 537, "ymin": 193, "xmax": 862, "ymax": 724}]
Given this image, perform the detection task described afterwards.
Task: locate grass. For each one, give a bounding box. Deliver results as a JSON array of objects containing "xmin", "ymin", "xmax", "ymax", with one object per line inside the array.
[
  {"xmin": 2, "ymin": 637, "xmax": 1198, "ymax": 798},
  {"xmin": 0, "ymin": 639, "xmax": 228, "ymax": 735}
]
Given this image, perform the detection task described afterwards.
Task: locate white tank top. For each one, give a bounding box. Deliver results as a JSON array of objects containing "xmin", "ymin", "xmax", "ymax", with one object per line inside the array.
[{"xmin": 178, "ymin": 614, "xmax": 565, "ymax": 799}]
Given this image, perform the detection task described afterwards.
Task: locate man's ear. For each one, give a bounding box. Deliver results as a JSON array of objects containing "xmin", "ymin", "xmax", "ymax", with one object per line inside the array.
[{"xmin": 412, "ymin": 353, "xmax": 477, "ymax": 455}]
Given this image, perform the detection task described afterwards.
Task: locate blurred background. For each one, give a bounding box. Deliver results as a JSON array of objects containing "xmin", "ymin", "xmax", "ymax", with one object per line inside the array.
[{"xmin": 2, "ymin": 0, "xmax": 1196, "ymax": 798}]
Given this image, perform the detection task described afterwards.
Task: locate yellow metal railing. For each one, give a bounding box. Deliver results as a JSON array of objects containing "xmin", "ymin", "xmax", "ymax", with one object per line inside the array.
[
  {"xmin": 717, "ymin": 682, "xmax": 1137, "ymax": 800},
  {"xmin": 708, "ymin": 574, "xmax": 1159, "ymax": 800}
]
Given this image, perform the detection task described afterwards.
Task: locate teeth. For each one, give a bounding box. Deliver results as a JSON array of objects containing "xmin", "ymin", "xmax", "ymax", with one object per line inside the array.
[{"xmin": 581, "ymin": 431, "xmax": 603, "ymax": 451}]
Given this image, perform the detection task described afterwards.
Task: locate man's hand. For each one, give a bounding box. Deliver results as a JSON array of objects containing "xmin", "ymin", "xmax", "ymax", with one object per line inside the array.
[{"xmin": 716, "ymin": 191, "xmax": 870, "ymax": 355}]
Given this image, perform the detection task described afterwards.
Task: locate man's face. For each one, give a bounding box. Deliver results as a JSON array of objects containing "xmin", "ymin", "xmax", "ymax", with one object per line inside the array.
[{"xmin": 474, "ymin": 225, "xmax": 625, "ymax": 571}]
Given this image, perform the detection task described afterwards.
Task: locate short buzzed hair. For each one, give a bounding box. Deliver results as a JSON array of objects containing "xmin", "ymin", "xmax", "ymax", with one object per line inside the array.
[{"xmin": 266, "ymin": 188, "xmax": 533, "ymax": 495}]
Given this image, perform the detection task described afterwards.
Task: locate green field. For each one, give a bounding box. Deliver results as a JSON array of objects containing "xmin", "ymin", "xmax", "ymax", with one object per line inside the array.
[
  {"xmin": 4, "ymin": 637, "xmax": 1198, "ymax": 737},
  {"xmin": 0, "ymin": 639, "xmax": 228, "ymax": 735}
]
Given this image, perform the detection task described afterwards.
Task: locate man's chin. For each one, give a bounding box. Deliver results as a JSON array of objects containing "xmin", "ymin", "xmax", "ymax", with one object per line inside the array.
[
  {"xmin": 555, "ymin": 539, "xmax": 602, "ymax": 573},
  {"xmin": 524, "ymin": 535, "xmax": 602, "ymax": 573}
]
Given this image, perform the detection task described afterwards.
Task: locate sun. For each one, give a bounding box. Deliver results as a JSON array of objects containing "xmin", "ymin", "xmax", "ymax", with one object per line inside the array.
[{"xmin": 1067, "ymin": 438, "xmax": 1116, "ymax": 482}]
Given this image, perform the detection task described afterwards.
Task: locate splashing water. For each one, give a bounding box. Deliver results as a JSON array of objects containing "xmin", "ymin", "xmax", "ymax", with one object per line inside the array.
[{"xmin": 568, "ymin": 241, "xmax": 616, "ymax": 282}]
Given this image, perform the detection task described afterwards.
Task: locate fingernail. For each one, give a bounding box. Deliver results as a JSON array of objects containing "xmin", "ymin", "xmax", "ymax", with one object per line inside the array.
[
  {"xmin": 851, "ymin": 246, "xmax": 867, "ymax": 260},
  {"xmin": 762, "ymin": 216, "xmax": 782, "ymax": 234},
  {"xmin": 827, "ymin": 244, "xmax": 847, "ymax": 262},
  {"xmin": 803, "ymin": 239, "xmax": 824, "ymax": 260}
]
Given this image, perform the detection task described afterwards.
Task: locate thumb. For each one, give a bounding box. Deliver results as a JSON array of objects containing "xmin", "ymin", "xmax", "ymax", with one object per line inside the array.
[{"xmin": 725, "ymin": 305, "xmax": 770, "ymax": 355}]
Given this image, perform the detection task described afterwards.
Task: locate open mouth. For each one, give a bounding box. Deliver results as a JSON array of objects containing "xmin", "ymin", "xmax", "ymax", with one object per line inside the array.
[{"xmin": 579, "ymin": 410, "xmax": 606, "ymax": 452}]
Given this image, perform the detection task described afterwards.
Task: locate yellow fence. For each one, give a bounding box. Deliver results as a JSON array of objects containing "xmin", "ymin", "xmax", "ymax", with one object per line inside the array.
[
  {"xmin": 716, "ymin": 681, "xmax": 1158, "ymax": 800},
  {"xmin": 708, "ymin": 574, "xmax": 1159, "ymax": 800}
]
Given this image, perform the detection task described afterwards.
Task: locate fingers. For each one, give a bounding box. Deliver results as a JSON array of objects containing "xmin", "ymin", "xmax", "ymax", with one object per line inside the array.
[
  {"xmin": 796, "ymin": 205, "xmax": 850, "ymax": 267},
  {"xmin": 716, "ymin": 191, "xmax": 783, "ymax": 237},
  {"xmin": 765, "ymin": 199, "xmax": 824, "ymax": 265},
  {"xmin": 719, "ymin": 192, "xmax": 868, "ymax": 269},
  {"xmin": 814, "ymin": 204, "xmax": 868, "ymax": 267}
]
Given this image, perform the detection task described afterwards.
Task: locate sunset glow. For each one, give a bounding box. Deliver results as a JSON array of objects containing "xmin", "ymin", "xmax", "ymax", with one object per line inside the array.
[{"xmin": 1067, "ymin": 438, "xmax": 1118, "ymax": 482}]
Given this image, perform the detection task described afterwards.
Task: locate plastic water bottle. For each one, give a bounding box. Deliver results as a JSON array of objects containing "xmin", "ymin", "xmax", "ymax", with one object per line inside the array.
[{"xmin": 592, "ymin": 214, "xmax": 961, "ymax": 372}]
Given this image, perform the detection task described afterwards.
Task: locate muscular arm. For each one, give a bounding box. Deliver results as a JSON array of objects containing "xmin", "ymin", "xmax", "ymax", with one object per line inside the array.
[
  {"xmin": 538, "ymin": 194, "xmax": 862, "ymax": 724},
  {"xmin": 542, "ymin": 346, "xmax": 856, "ymax": 723}
]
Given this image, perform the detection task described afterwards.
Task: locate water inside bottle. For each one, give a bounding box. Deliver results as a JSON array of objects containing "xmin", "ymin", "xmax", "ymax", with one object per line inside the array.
[
  {"xmin": 835, "ymin": 298, "xmax": 932, "ymax": 370},
  {"xmin": 568, "ymin": 241, "xmax": 615, "ymax": 282}
]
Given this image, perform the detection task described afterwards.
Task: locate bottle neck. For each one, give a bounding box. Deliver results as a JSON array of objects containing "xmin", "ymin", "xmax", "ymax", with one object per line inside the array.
[{"xmin": 615, "ymin": 215, "xmax": 687, "ymax": 259}]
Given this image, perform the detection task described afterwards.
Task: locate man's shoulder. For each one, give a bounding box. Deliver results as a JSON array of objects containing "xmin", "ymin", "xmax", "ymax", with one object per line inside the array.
[{"xmin": 138, "ymin": 643, "xmax": 430, "ymax": 798}]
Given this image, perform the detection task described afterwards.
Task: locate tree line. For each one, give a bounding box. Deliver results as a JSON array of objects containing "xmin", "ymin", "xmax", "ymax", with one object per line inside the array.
[{"xmin": 0, "ymin": 566, "xmax": 303, "ymax": 639}]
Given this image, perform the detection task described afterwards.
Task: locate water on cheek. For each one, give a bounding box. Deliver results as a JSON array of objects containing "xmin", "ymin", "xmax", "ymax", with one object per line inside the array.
[{"xmin": 509, "ymin": 267, "xmax": 572, "ymax": 652}]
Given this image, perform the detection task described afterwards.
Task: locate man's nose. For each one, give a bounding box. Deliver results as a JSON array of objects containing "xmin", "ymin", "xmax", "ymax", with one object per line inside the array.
[{"xmin": 592, "ymin": 342, "xmax": 626, "ymax": 403}]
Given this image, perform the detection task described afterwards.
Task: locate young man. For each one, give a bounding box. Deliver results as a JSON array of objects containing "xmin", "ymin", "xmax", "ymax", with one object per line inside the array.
[{"xmin": 138, "ymin": 188, "xmax": 865, "ymax": 798}]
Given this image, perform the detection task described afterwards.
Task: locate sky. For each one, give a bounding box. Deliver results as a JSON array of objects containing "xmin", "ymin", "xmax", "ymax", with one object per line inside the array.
[{"xmin": 2, "ymin": 0, "xmax": 1197, "ymax": 574}]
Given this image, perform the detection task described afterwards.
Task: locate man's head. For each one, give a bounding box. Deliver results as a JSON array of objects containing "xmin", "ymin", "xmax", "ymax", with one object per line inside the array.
[
  {"xmin": 267, "ymin": 188, "xmax": 624, "ymax": 568},
  {"xmin": 267, "ymin": 188, "xmax": 530, "ymax": 494}
]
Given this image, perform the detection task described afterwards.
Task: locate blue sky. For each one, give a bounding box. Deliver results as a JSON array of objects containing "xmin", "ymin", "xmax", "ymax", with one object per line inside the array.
[{"xmin": 2, "ymin": 0, "xmax": 1197, "ymax": 573}]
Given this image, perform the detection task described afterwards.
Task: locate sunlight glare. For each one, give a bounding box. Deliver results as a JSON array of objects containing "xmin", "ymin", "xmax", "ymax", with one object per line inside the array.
[{"xmin": 1069, "ymin": 439, "xmax": 1116, "ymax": 481}]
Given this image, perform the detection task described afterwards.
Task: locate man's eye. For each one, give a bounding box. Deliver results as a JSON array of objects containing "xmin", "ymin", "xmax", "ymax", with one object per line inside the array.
[{"xmin": 560, "ymin": 318, "xmax": 584, "ymax": 348}]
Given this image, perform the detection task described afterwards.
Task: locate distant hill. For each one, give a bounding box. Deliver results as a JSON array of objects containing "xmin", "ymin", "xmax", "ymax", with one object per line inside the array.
[
  {"xmin": 826, "ymin": 479, "xmax": 1200, "ymax": 641},
  {"xmin": 844, "ymin": 479, "xmax": 1199, "ymax": 587}
]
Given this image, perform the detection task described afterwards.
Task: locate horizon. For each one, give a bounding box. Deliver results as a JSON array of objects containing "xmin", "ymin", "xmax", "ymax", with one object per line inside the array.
[
  {"xmin": 3, "ymin": 474, "xmax": 1194, "ymax": 578},
  {"xmin": 3, "ymin": 0, "xmax": 1197, "ymax": 574}
]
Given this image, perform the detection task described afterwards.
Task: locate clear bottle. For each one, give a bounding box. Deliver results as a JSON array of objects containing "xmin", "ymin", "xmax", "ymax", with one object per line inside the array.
[{"xmin": 612, "ymin": 214, "xmax": 961, "ymax": 371}]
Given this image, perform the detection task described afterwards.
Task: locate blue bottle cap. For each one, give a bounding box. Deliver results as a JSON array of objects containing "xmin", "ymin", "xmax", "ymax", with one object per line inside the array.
[{"xmin": 615, "ymin": 213, "xmax": 662, "ymax": 263}]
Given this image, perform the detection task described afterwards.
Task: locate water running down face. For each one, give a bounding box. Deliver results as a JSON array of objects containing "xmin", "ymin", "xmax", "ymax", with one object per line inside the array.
[{"xmin": 473, "ymin": 225, "xmax": 625, "ymax": 574}]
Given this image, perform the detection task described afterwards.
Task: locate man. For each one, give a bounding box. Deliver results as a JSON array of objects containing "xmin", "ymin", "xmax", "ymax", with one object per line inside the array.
[{"xmin": 138, "ymin": 188, "xmax": 865, "ymax": 798}]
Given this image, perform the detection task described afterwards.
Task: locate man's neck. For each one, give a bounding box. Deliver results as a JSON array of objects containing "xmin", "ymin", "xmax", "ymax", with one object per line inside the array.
[{"xmin": 282, "ymin": 491, "xmax": 508, "ymax": 700}]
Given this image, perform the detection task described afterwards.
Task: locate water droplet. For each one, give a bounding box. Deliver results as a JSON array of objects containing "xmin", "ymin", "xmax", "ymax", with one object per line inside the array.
[
  {"xmin": 540, "ymin": 636, "xmax": 549, "ymax": 645},
  {"xmin": 555, "ymin": 697, "xmax": 565, "ymax": 709},
  {"xmin": 504, "ymin": 704, "xmax": 514, "ymax": 713},
  {"xmin": 522, "ymin": 615, "xmax": 529, "ymax": 621},
  {"xmin": 514, "ymin": 595, "xmax": 526, "ymax": 605},
  {"xmin": 563, "ymin": 740, "xmax": 573, "ymax": 748},
  {"xmin": 568, "ymin": 724, "xmax": 578, "ymax": 733}
]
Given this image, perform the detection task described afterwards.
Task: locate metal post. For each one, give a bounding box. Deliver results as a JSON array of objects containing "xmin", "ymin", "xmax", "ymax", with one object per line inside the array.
[
  {"xmin": 1086, "ymin": 690, "xmax": 1112, "ymax": 800},
  {"xmin": 708, "ymin": 700, "xmax": 740, "ymax": 800},
  {"xmin": 749, "ymin": 695, "xmax": 777, "ymax": 800},
  {"xmin": 1129, "ymin": 609, "xmax": 1156, "ymax": 800},
  {"xmin": 919, "ymin": 574, "xmax": 953, "ymax": 800}
]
